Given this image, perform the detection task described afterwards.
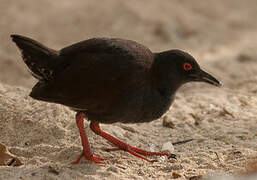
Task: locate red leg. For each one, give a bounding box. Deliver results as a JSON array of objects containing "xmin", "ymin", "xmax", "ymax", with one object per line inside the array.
[
  {"xmin": 90, "ymin": 121, "xmax": 171, "ymax": 162},
  {"xmin": 105, "ymin": 144, "xmax": 142, "ymax": 152},
  {"xmin": 73, "ymin": 112, "xmax": 104, "ymax": 164}
]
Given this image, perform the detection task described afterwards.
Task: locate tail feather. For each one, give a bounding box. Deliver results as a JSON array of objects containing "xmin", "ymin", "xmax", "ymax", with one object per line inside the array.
[{"xmin": 11, "ymin": 34, "xmax": 59, "ymax": 81}]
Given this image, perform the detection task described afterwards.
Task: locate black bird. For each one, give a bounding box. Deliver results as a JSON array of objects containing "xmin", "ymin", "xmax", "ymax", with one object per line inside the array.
[{"xmin": 11, "ymin": 34, "xmax": 221, "ymax": 163}]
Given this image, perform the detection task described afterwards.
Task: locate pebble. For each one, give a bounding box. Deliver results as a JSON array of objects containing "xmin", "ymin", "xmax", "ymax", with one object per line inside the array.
[
  {"xmin": 162, "ymin": 115, "xmax": 175, "ymax": 128},
  {"xmin": 161, "ymin": 141, "xmax": 174, "ymax": 153},
  {"xmin": 148, "ymin": 144, "xmax": 156, "ymax": 152}
]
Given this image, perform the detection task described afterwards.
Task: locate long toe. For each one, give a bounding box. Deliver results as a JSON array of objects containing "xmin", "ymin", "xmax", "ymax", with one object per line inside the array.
[
  {"xmin": 126, "ymin": 145, "xmax": 171, "ymax": 157},
  {"xmin": 105, "ymin": 144, "xmax": 142, "ymax": 152},
  {"xmin": 89, "ymin": 155, "xmax": 105, "ymax": 164},
  {"xmin": 72, "ymin": 152, "xmax": 105, "ymax": 164},
  {"xmin": 126, "ymin": 147, "xmax": 155, "ymax": 163}
]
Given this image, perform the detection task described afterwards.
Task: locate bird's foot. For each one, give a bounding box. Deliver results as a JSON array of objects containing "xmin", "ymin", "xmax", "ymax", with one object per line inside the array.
[
  {"xmin": 72, "ymin": 152, "xmax": 105, "ymax": 164},
  {"xmin": 90, "ymin": 121, "xmax": 174, "ymax": 163},
  {"xmin": 104, "ymin": 143, "xmax": 173, "ymax": 162},
  {"xmin": 125, "ymin": 145, "xmax": 172, "ymax": 157},
  {"xmin": 117, "ymin": 144, "xmax": 175, "ymax": 162},
  {"xmin": 105, "ymin": 145, "xmax": 171, "ymax": 156}
]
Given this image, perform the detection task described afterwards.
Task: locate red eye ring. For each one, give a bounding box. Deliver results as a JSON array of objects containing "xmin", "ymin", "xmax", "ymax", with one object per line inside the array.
[{"xmin": 183, "ymin": 63, "xmax": 192, "ymax": 71}]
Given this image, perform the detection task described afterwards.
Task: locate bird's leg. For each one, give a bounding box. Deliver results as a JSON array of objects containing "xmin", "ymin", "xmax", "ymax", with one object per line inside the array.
[
  {"xmin": 73, "ymin": 112, "xmax": 104, "ymax": 164},
  {"xmin": 90, "ymin": 121, "xmax": 171, "ymax": 162}
]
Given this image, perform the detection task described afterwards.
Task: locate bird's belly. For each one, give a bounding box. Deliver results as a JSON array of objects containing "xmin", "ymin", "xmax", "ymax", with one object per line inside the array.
[
  {"xmin": 86, "ymin": 111, "xmax": 142, "ymax": 124},
  {"xmin": 86, "ymin": 89, "xmax": 148, "ymax": 123},
  {"xmin": 86, "ymin": 100, "xmax": 144, "ymax": 124},
  {"xmin": 85, "ymin": 90, "xmax": 174, "ymax": 124}
]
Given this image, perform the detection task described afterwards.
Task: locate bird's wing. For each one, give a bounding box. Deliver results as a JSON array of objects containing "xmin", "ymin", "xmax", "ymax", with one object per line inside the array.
[{"xmin": 30, "ymin": 38, "xmax": 153, "ymax": 112}]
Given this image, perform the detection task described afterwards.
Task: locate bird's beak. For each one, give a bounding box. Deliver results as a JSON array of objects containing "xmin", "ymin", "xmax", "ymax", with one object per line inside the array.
[{"xmin": 189, "ymin": 69, "xmax": 222, "ymax": 87}]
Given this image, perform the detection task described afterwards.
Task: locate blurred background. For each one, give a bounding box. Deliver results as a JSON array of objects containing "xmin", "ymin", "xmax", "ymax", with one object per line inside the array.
[{"xmin": 1, "ymin": 0, "xmax": 257, "ymax": 91}]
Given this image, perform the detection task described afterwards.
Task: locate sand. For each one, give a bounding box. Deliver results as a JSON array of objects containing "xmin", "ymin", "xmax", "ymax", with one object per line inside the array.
[{"xmin": 0, "ymin": 0, "xmax": 257, "ymax": 179}]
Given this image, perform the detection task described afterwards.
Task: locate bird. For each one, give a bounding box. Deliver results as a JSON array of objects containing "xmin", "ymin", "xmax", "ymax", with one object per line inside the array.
[{"xmin": 11, "ymin": 34, "xmax": 221, "ymax": 164}]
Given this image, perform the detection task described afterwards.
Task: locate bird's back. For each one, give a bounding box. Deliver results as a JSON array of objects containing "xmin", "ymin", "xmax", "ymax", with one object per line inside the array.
[{"xmin": 28, "ymin": 38, "xmax": 154, "ymax": 114}]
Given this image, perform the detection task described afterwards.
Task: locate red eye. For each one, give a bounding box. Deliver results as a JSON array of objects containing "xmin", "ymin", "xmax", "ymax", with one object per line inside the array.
[{"xmin": 183, "ymin": 63, "xmax": 192, "ymax": 71}]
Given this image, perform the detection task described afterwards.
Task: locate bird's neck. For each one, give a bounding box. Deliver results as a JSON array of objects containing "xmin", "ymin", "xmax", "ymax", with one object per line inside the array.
[
  {"xmin": 151, "ymin": 54, "xmax": 183, "ymax": 98},
  {"xmin": 152, "ymin": 76, "xmax": 181, "ymax": 98}
]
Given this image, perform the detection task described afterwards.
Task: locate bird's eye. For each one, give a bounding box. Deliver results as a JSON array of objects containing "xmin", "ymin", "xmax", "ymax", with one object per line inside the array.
[{"xmin": 183, "ymin": 63, "xmax": 192, "ymax": 71}]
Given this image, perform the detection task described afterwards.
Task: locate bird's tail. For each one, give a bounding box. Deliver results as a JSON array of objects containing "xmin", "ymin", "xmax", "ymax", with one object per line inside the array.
[{"xmin": 11, "ymin": 34, "xmax": 59, "ymax": 81}]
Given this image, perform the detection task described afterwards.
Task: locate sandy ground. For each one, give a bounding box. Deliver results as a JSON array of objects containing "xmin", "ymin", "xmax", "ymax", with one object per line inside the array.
[{"xmin": 0, "ymin": 0, "xmax": 257, "ymax": 179}]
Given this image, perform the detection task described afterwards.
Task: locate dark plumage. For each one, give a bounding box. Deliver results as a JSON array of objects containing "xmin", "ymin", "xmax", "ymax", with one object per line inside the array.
[{"xmin": 11, "ymin": 34, "xmax": 221, "ymax": 163}]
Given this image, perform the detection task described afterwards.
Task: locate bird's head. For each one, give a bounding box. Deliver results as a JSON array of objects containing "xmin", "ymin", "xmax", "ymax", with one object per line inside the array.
[{"xmin": 153, "ymin": 50, "xmax": 221, "ymax": 92}]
